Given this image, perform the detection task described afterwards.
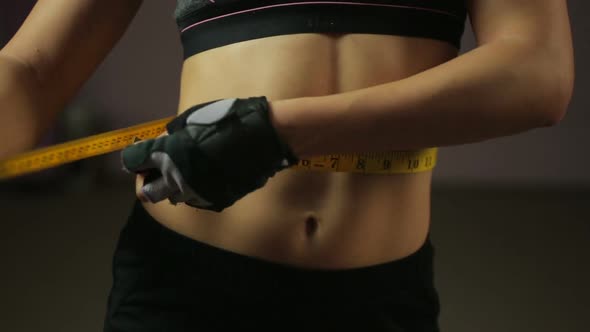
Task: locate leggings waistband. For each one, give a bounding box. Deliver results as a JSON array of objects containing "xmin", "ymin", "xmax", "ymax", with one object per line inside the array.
[{"xmin": 117, "ymin": 199, "xmax": 438, "ymax": 300}]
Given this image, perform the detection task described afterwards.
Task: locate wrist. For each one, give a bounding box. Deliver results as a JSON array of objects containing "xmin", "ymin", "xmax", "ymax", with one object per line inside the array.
[
  {"xmin": 267, "ymin": 93, "xmax": 354, "ymax": 159},
  {"xmin": 267, "ymin": 97, "xmax": 306, "ymax": 159}
]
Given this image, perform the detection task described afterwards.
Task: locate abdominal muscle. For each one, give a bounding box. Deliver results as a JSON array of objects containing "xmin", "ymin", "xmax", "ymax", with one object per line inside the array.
[{"xmin": 139, "ymin": 33, "xmax": 458, "ymax": 269}]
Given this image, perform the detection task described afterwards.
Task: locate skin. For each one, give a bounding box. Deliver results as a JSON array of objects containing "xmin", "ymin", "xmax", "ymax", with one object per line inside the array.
[
  {"xmin": 0, "ymin": 1, "xmax": 574, "ymax": 269},
  {"xmin": 138, "ymin": 33, "xmax": 456, "ymax": 268}
]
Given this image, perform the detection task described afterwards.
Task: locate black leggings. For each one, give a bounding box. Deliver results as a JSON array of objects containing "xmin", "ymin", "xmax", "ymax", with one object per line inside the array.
[{"xmin": 103, "ymin": 200, "xmax": 441, "ymax": 332}]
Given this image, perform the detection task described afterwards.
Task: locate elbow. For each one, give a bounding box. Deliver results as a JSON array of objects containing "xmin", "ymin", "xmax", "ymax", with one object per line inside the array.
[
  {"xmin": 504, "ymin": 36, "xmax": 576, "ymax": 128},
  {"xmin": 530, "ymin": 62, "xmax": 574, "ymax": 128},
  {"xmin": 536, "ymin": 47, "xmax": 575, "ymax": 127},
  {"xmin": 539, "ymin": 77, "xmax": 573, "ymax": 127}
]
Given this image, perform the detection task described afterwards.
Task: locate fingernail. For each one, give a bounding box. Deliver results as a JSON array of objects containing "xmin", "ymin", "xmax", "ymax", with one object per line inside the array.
[{"xmin": 138, "ymin": 194, "xmax": 149, "ymax": 203}]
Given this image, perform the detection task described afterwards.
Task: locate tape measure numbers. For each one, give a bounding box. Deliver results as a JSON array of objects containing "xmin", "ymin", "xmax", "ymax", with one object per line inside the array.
[
  {"xmin": 296, "ymin": 149, "xmax": 437, "ymax": 175},
  {"xmin": 0, "ymin": 117, "xmax": 437, "ymax": 181}
]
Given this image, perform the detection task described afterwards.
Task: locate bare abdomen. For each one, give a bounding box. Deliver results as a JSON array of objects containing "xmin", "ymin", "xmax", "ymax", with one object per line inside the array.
[{"xmin": 141, "ymin": 33, "xmax": 456, "ymax": 269}]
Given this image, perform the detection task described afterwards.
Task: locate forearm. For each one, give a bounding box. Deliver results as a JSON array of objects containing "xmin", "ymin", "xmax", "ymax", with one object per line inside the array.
[
  {"xmin": 0, "ymin": 54, "xmax": 46, "ymax": 158},
  {"xmin": 0, "ymin": 0, "xmax": 144, "ymax": 158},
  {"xmin": 270, "ymin": 38, "xmax": 572, "ymax": 158}
]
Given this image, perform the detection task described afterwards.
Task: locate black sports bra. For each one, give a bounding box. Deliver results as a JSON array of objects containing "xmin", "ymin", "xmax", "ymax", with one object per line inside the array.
[{"xmin": 175, "ymin": 0, "xmax": 467, "ymax": 59}]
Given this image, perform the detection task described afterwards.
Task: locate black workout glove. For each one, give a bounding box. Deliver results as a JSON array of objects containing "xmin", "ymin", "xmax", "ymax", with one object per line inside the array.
[{"xmin": 121, "ymin": 97, "xmax": 299, "ymax": 212}]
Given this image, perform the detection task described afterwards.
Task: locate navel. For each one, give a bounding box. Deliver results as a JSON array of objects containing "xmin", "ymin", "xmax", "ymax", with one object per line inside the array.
[{"xmin": 305, "ymin": 215, "xmax": 319, "ymax": 238}]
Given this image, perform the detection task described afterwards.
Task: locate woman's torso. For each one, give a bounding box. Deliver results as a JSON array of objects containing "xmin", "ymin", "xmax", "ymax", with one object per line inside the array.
[{"xmin": 140, "ymin": 32, "xmax": 458, "ymax": 269}]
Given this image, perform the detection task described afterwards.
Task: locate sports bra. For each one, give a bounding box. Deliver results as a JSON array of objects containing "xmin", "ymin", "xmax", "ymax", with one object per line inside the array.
[{"xmin": 175, "ymin": 0, "xmax": 467, "ymax": 59}]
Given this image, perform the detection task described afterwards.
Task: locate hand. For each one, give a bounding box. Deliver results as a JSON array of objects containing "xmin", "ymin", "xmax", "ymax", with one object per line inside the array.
[{"xmin": 121, "ymin": 97, "xmax": 299, "ymax": 212}]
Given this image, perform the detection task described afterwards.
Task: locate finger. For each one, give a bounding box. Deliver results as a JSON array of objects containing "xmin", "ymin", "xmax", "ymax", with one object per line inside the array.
[
  {"xmin": 121, "ymin": 139, "xmax": 158, "ymax": 173},
  {"xmin": 135, "ymin": 173, "xmax": 150, "ymax": 202},
  {"xmin": 142, "ymin": 175, "xmax": 180, "ymax": 203}
]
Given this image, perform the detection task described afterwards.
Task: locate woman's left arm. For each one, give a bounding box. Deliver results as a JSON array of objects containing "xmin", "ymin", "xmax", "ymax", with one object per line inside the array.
[
  {"xmin": 270, "ymin": 0, "xmax": 575, "ymax": 158},
  {"xmin": 122, "ymin": 0, "xmax": 574, "ymax": 212}
]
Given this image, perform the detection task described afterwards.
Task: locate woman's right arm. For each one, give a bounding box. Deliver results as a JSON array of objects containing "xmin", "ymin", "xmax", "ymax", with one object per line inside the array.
[{"xmin": 0, "ymin": 0, "xmax": 143, "ymax": 158}]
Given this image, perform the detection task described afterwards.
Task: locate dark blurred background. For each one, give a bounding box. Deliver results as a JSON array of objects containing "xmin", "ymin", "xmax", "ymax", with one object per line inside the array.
[{"xmin": 0, "ymin": 1, "xmax": 588, "ymax": 331}]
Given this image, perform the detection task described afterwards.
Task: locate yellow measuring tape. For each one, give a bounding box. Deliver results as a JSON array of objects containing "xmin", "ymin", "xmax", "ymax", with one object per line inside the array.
[{"xmin": 0, "ymin": 117, "xmax": 437, "ymax": 181}]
